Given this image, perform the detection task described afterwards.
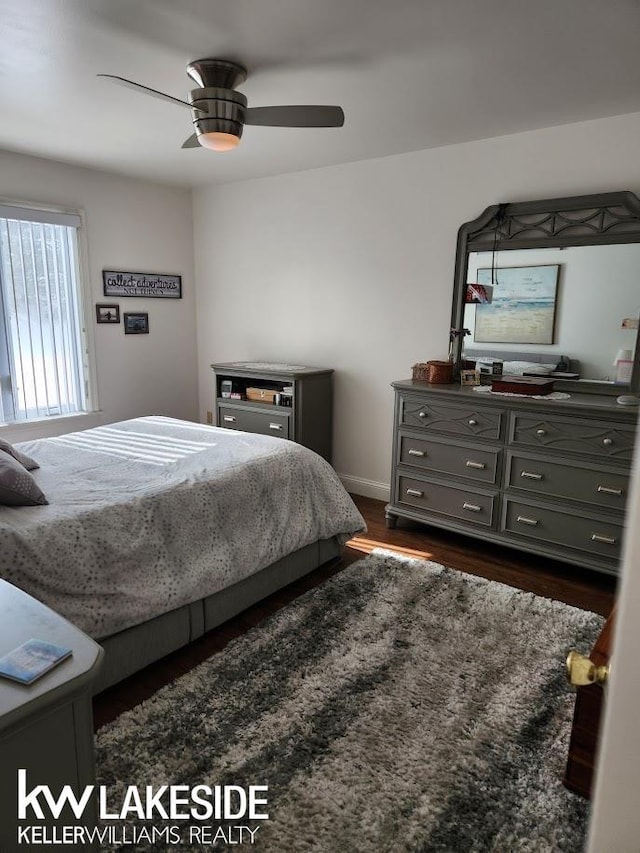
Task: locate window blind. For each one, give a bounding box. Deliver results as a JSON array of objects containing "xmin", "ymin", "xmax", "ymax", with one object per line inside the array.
[{"xmin": 0, "ymin": 211, "xmax": 87, "ymax": 423}]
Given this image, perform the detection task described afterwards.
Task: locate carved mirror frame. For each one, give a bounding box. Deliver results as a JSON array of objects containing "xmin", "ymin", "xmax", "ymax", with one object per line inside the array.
[{"xmin": 451, "ymin": 191, "xmax": 640, "ymax": 393}]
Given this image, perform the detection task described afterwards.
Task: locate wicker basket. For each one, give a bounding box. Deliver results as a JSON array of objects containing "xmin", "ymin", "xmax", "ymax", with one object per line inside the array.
[{"xmin": 412, "ymin": 360, "xmax": 453, "ymax": 384}]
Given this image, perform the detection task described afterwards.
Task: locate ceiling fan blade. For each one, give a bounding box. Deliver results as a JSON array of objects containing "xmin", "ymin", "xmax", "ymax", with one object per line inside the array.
[
  {"xmin": 181, "ymin": 133, "xmax": 200, "ymax": 149},
  {"xmin": 245, "ymin": 105, "xmax": 344, "ymax": 128},
  {"xmin": 97, "ymin": 74, "xmax": 208, "ymax": 114}
]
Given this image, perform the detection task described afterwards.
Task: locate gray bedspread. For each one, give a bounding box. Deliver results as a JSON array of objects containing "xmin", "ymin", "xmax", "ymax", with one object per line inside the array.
[{"xmin": 0, "ymin": 417, "xmax": 364, "ymax": 639}]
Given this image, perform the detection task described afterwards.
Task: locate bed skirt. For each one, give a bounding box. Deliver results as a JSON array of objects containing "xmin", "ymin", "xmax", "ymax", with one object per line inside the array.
[{"xmin": 94, "ymin": 536, "xmax": 342, "ymax": 694}]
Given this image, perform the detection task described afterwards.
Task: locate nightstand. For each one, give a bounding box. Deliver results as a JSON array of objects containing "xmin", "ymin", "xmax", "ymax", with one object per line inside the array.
[
  {"xmin": 211, "ymin": 361, "xmax": 333, "ymax": 462},
  {"xmin": 0, "ymin": 580, "xmax": 103, "ymax": 851}
]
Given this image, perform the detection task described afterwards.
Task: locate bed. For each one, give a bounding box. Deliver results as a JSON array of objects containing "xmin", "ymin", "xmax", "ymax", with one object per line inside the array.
[{"xmin": 0, "ymin": 416, "xmax": 365, "ymax": 693}]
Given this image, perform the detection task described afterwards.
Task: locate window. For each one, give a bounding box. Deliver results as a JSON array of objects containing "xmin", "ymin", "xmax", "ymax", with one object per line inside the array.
[{"xmin": 0, "ymin": 203, "xmax": 91, "ymax": 424}]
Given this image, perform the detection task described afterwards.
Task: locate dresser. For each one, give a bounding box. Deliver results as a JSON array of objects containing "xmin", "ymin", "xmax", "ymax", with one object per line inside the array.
[
  {"xmin": 211, "ymin": 362, "xmax": 333, "ymax": 462},
  {"xmin": 386, "ymin": 381, "xmax": 638, "ymax": 574}
]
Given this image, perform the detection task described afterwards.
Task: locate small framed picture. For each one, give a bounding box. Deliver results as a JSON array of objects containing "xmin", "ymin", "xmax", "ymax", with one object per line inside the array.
[
  {"xmin": 460, "ymin": 369, "xmax": 481, "ymax": 386},
  {"xmin": 96, "ymin": 303, "xmax": 120, "ymax": 324},
  {"xmin": 123, "ymin": 312, "xmax": 149, "ymax": 335}
]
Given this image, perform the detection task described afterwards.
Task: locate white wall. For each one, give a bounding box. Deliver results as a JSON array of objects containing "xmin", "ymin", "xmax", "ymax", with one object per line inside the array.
[
  {"xmin": 0, "ymin": 149, "xmax": 198, "ymax": 441},
  {"xmin": 193, "ymin": 111, "xmax": 640, "ymax": 497}
]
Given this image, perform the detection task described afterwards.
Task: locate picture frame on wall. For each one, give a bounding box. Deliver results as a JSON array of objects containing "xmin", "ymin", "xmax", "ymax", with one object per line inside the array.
[
  {"xmin": 123, "ymin": 312, "xmax": 149, "ymax": 335},
  {"xmin": 103, "ymin": 270, "xmax": 182, "ymax": 299},
  {"xmin": 473, "ymin": 264, "xmax": 560, "ymax": 345},
  {"xmin": 95, "ymin": 304, "xmax": 120, "ymax": 324}
]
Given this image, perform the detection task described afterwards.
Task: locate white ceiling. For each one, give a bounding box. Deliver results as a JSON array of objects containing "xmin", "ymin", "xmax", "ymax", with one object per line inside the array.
[{"xmin": 1, "ymin": 0, "xmax": 640, "ymax": 188}]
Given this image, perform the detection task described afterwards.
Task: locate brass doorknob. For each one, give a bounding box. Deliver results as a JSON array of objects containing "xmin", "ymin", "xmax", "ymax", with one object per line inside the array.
[{"xmin": 566, "ymin": 650, "xmax": 610, "ymax": 687}]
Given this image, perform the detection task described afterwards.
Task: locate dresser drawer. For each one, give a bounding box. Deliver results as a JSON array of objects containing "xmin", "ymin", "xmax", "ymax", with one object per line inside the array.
[
  {"xmin": 400, "ymin": 395, "xmax": 503, "ymax": 440},
  {"xmin": 218, "ymin": 405, "xmax": 291, "ymax": 439},
  {"xmin": 398, "ymin": 432, "xmax": 500, "ymax": 485},
  {"xmin": 506, "ymin": 451, "xmax": 629, "ymax": 511},
  {"xmin": 397, "ymin": 474, "xmax": 496, "ymax": 527},
  {"xmin": 502, "ymin": 498, "xmax": 623, "ymax": 562},
  {"xmin": 508, "ymin": 412, "xmax": 636, "ymax": 462}
]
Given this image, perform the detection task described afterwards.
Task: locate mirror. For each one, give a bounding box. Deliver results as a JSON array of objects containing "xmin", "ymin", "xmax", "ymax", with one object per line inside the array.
[{"xmin": 451, "ymin": 192, "xmax": 640, "ymax": 393}]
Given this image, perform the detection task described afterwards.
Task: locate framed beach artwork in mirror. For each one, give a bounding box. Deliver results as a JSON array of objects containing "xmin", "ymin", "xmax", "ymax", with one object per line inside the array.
[{"xmin": 472, "ymin": 264, "xmax": 560, "ymax": 344}]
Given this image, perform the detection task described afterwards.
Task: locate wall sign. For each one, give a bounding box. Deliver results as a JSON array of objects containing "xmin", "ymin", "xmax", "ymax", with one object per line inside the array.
[{"xmin": 102, "ymin": 270, "xmax": 182, "ymax": 299}]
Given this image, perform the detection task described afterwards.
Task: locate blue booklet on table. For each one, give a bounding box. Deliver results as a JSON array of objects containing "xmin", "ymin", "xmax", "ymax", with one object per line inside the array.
[{"xmin": 0, "ymin": 638, "xmax": 72, "ymax": 684}]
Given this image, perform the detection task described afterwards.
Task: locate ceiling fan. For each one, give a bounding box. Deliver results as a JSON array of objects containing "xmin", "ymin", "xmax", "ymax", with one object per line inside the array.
[{"xmin": 98, "ymin": 58, "xmax": 345, "ymax": 152}]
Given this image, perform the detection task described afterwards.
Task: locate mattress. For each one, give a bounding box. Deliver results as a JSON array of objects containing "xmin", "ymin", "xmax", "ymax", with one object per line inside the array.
[{"xmin": 0, "ymin": 416, "xmax": 364, "ymax": 639}]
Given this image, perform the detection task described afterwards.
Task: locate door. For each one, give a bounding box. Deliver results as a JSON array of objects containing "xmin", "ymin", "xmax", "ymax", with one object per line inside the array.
[
  {"xmin": 587, "ymin": 419, "xmax": 640, "ymax": 851},
  {"xmin": 564, "ymin": 611, "xmax": 614, "ymax": 798}
]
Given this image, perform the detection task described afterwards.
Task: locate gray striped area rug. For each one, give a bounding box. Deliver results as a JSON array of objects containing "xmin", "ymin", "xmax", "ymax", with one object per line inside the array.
[{"xmin": 95, "ymin": 551, "xmax": 601, "ymax": 852}]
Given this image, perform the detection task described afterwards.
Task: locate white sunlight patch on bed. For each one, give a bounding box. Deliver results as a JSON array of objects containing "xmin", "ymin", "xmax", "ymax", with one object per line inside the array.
[
  {"xmin": 143, "ymin": 415, "xmax": 222, "ymax": 433},
  {"xmin": 50, "ymin": 423, "xmax": 217, "ymax": 466}
]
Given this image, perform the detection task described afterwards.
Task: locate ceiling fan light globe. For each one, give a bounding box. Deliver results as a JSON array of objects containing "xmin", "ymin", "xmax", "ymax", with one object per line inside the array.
[{"xmin": 198, "ymin": 131, "xmax": 241, "ymax": 152}]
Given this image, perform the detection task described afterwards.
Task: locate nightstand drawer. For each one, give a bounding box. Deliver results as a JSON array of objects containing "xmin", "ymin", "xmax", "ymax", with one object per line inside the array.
[
  {"xmin": 509, "ymin": 412, "xmax": 636, "ymax": 462},
  {"xmin": 400, "ymin": 395, "xmax": 503, "ymax": 440},
  {"xmin": 398, "ymin": 433, "xmax": 500, "ymax": 485},
  {"xmin": 397, "ymin": 475, "xmax": 496, "ymax": 527},
  {"xmin": 502, "ymin": 498, "xmax": 623, "ymax": 561},
  {"xmin": 506, "ymin": 452, "xmax": 628, "ymax": 511},
  {"xmin": 218, "ymin": 405, "xmax": 291, "ymax": 439}
]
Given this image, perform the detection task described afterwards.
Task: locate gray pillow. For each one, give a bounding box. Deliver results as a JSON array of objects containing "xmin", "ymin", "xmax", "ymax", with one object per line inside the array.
[
  {"xmin": 0, "ymin": 437, "xmax": 39, "ymax": 471},
  {"xmin": 0, "ymin": 453, "xmax": 48, "ymax": 506}
]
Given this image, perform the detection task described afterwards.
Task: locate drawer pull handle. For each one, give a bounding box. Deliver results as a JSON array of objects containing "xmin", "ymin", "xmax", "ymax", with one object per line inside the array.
[
  {"xmin": 468, "ymin": 419, "xmax": 478, "ymax": 426},
  {"xmin": 418, "ymin": 411, "xmax": 428, "ymax": 419},
  {"xmin": 223, "ymin": 415, "xmax": 236, "ymax": 423},
  {"xmin": 597, "ymin": 485, "xmax": 623, "ymax": 496},
  {"xmin": 463, "ymin": 502, "xmax": 482, "ymax": 513},
  {"xmin": 591, "ymin": 533, "xmax": 617, "ymax": 546},
  {"xmin": 602, "ymin": 438, "xmax": 614, "ymax": 447},
  {"xmin": 536, "ymin": 429, "xmax": 547, "ymax": 437},
  {"xmin": 516, "ymin": 514, "xmax": 539, "ymax": 526},
  {"xmin": 465, "ymin": 460, "xmax": 486, "ymax": 470},
  {"xmin": 406, "ymin": 488, "xmax": 424, "ymax": 498},
  {"xmin": 408, "ymin": 449, "xmax": 425, "ymax": 457},
  {"xmin": 269, "ymin": 423, "xmax": 283, "ymax": 431},
  {"xmin": 520, "ymin": 470, "xmax": 543, "ymax": 481}
]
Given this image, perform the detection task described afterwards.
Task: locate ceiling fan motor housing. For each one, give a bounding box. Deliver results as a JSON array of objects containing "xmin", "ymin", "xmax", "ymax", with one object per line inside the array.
[
  {"xmin": 189, "ymin": 87, "xmax": 247, "ymax": 140},
  {"xmin": 186, "ymin": 59, "xmax": 247, "ymax": 90}
]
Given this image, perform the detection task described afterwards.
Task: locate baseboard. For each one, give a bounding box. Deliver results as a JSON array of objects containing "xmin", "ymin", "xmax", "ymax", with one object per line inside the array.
[{"xmin": 338, "ymin": 474, "xmax": 390, "ymax": 502}]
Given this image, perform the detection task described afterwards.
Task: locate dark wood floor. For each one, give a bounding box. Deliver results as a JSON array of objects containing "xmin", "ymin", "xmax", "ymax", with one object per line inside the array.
[{"xmin": 93, "ymin": 494, "xmax": 616, "ymax": 729}]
